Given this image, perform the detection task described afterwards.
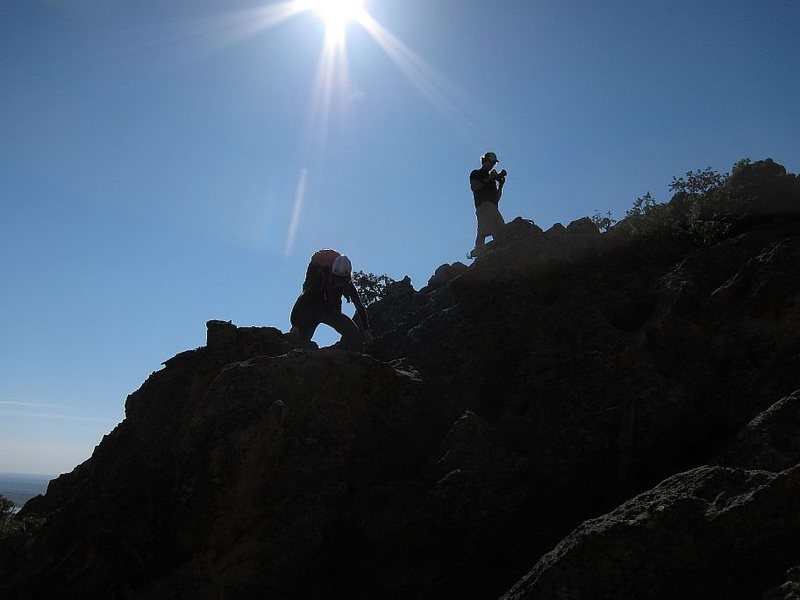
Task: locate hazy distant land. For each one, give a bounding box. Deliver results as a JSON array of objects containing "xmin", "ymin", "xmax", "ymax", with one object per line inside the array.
[{"xmin": 0, "ymin": 473, "xmax": 53, "ymax": 508}]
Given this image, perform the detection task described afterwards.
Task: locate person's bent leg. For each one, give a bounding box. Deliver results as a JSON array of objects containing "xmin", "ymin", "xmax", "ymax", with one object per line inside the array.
[
  {"xmin": 322, "ymin": 311, "xmax": 363, "ymax": 352},
  {"xmin": 290, "ymin": 293, "xmax": 321, "ymax": 346}
]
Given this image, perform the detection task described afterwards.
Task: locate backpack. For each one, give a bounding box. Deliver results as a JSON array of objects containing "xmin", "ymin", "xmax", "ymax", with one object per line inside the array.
[
  {"xmin": 302, "ymin": 249, "xmax": 341, "ymax": 291},
  {"xmin": 310, "ymin": 249, "xmax": 341, "ymax": 270}
]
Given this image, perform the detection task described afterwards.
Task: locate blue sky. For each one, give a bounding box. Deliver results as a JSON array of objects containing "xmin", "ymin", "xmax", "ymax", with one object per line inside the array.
[{"xmin": 1, "ymin": 0, "xmax": 798, "ymax": 475}]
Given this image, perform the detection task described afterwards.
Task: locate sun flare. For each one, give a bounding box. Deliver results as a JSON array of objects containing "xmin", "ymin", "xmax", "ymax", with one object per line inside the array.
[
  {"xmin": 200, "ymin": 0, "xmax": 477, "ymax": 254},
  {"xmin": 308, "ymin": 0, "xmax": 365, "ymax": 30}
]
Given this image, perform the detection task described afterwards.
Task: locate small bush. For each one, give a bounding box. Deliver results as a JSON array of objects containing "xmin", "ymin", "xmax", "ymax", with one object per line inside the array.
[
  {"xmin": 0, "ymin": 494, "xmax": 14, "ymax": 519},
  {"xmin": 669, "ymin": 166, "xmax": 726, "ymax": 197},
  {"xmin": 0, "ymin": 494, "xmax": 44, "ymax": 542},
  {"xmin": 591, "ymin": 210, "xmax": 617, "ymax": 233},
  {"xmin": 624, "ymin": 192, "xmax": 679, "ymax": 239},
  {"xmin": 619, "ymin": 158, "xmax": 799, "ymax": 244},
  {"xmin": 0, "ymin": 493, "xmax": 22, "ymax": 540},
  {"xmin": 352, "ymin": 271, "xmax": 396, "ymax": 307}
]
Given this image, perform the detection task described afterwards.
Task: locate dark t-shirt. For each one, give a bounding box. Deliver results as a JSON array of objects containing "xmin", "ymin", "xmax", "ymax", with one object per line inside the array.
[{"xmin": 470, "ymin": 168, "xmax": 500, "ymax": 207}]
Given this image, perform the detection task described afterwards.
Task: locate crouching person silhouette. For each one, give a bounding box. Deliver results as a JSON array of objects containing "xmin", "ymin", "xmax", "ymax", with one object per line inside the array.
[{"xmin": 289, "ymin": 249, "xmax": 370, "ymax": 352}]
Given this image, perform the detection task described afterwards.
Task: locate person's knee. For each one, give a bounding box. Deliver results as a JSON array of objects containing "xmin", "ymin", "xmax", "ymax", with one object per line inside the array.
[
  {"xmin": 337, "ymin": 318, "xmax": 363, "ymax": 352},
  {"xmin": 288, "ymin": 324, "xmax": 316, "ymax": 349},
  {"xmin": 342, "ymin": 323, "xmax": 362, "ymax": 352},
  {"xmin": 290, "ymin": 325, "xmax": 309, "ymax": 341}
]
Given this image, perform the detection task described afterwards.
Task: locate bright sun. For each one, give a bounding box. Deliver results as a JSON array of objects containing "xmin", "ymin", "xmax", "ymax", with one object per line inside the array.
[{"xmin": 308, "ymin": 0, "xmax": 365, "ymax": 30}]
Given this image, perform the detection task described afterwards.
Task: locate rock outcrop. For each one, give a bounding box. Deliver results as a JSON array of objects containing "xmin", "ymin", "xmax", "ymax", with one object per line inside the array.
[
  {"xmin": 2, "ymin": 160, "xmax": 800, "ymax": 599},
  {"xmin": 503, "ymin": 393, "xmax": 800, "ymax": 600}
]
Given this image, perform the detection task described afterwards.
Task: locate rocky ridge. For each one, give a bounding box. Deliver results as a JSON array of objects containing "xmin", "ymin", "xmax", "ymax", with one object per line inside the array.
[{"xmin": 2, "ymin": 159, "xmax": 800, "ymax": 599}]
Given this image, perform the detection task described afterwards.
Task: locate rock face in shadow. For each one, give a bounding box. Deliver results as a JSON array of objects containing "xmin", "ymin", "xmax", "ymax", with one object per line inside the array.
[
  {"xmin": 8, "ymin": 327, "xmax": 447, "ymax": 599},
  {"xmin": 504, "ymin": 391, "xmax": 800, "ymax": 600},
  {"xmin": 2, "ymin": 162, "xmax": 800, "ymax": 599},
  {"xmin": 714, "ymin": 390, "xmax": 800, "ymax": 472},
  {"xmin": 503, "ymin": 463, "xmax": 800, "ymax": 600}
]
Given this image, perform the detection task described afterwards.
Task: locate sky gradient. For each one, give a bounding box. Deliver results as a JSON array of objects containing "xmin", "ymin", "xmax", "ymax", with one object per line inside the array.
[{"xmin": 2, "ymin": 0, "xmax": 799, "ymax": 475}]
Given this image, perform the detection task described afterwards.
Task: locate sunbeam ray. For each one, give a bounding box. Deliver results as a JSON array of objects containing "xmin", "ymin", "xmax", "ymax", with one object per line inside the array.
[
  {"xmin": 307, "ymin": 23, "xmax": 350, "ymax": 145},
  {"xmin": 284, "ymin": 168, "xmax": 309, "ymax": 256},
  {"xmin": 358, "ymin": 12, "xmax": 488, "ymax": 145},
  {"xmin": 184, "ymin": 2, "xmax": 307, "ymax": 55}
]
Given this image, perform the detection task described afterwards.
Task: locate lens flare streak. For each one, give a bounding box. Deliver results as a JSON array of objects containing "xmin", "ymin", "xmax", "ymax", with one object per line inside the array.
[
  {"xmin": 307, "ymin": 27, "xmax": 351, "ymax": 146},
  {"xmin": 284, "ymin": 168, "xmax": 308, "ymax": 256},
  {"xmin": 185, "ymin": 2, "xmax": 307, "ymax": 55},
  {"xmin": 358, "ymin": 12, "xmax": 485, "ymax": 143}
]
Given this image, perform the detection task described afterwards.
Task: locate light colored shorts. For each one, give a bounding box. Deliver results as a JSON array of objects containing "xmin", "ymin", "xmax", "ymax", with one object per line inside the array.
[{"xmin": 476, "ymin": 201, "xmax": 506, "ymax": 240}]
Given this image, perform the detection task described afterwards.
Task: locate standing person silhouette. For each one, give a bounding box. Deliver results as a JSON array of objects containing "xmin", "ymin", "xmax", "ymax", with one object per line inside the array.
[{"xmin": 468, "ymin": 151, "xmax": 507, "ymax": 259}]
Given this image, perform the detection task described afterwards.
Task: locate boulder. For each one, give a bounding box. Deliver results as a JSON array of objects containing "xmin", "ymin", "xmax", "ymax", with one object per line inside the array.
[
  {"xmin": 423, "ymin": 262, "xmax": 469, "ymax": 292},
  {"xmin": 504, "ymin": 465, "xmax": 800, "ymax": 600},
  {"xmin": 566, "ymin": 216, "xmax": 599, "ymax": 235},
  {"xmin": 714, "ymin": 390, "xmax": 800, "ymax": 472}
]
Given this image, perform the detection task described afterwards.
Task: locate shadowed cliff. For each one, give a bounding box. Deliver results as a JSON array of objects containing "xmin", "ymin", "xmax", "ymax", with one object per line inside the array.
[{"xmin": 2, "ymin": 159, "xmax": 800, "ymax": 599}]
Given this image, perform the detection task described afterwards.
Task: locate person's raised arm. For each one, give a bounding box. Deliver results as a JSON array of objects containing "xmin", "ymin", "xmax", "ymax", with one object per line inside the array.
[{"xmin": 347, "ymin": 281, "xmax": 370, "ymax": 331}]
